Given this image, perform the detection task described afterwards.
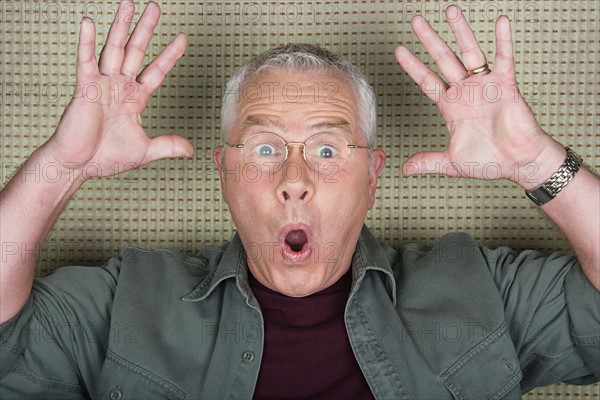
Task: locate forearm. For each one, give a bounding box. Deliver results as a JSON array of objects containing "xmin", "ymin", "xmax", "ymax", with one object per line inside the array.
[
  {"xmin": 521, "ymin": 144, "xmax": 600, "ymax": 291},
  {"xmin": 0, "ymin": 148, "xmax": 83, "ymax": 323},
  {"xmin": 396, "ymin": 5, "xmax": 599, "ymax": 289},
  {"xmin": 539, "ymin": 166, "xmax": 600, "ymax": 290}
]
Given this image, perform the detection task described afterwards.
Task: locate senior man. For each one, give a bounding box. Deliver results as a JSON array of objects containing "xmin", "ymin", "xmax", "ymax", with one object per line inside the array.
[{"xmin": 1, "ymin": 1, "xmax": 598, "ymax": 399}]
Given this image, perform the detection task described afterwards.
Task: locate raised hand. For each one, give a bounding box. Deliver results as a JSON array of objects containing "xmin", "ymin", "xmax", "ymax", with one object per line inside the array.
[
  {"xmin": 38, "ymin": 0, "xmax": 193, "ymax": 181},
  {"xmin": 395, "ymin": 5, "xmax": 565, "ymax": 189},
  {"xmin": 0, "ymin": 0, "xmax": 194, "ymax": 323}
]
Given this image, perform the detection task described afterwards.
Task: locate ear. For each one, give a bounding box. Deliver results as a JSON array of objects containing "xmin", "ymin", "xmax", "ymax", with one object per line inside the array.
[
  {"xmin": 367, "ymin": 148, "xmax": 386, "ymax": 209},
  {"xmin": 213, "ymin": 145, "xmax": 230, "ymax": 204},
  {"xmin": 213, "ymin": 145, "xmax": 225, "ymax": 181}
]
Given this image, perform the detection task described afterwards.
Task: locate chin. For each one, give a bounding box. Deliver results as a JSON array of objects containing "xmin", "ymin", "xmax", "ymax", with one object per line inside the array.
[{"xmin": 263, "ymin": 262, "xmax": 337, "ymax": 297}]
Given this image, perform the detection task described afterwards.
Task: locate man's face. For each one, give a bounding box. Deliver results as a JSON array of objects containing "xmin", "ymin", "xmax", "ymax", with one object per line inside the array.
[{"xmin": 214, "ymin": 70, "xmax": 385, "ymax": 297}]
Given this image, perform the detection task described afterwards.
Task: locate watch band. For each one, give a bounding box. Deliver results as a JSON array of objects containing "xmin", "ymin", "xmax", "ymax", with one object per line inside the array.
[{"xmin": 525, "ymin": 147, "xmax": 583, "ymax": 206}]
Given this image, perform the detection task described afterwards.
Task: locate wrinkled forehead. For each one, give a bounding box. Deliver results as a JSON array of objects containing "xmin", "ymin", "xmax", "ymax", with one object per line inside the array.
[
  {"xmin": 235, "ymin": 69, "xmax": 357, "ymax": 105},
  {"xmin": 231, "ymin": 69, "xmax": 361, "ymax": 141}
]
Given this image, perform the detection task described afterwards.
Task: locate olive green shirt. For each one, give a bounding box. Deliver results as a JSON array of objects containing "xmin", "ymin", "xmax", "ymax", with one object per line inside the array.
[{"xmin": 1, "ymin": 226, "xmax": 599, "ymax": 399}]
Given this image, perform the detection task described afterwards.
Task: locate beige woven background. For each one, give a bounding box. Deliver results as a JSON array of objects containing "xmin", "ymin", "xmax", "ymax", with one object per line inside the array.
[{"xmin": 1, "ymin": 0, "xmax": 598, "ymax": 397}]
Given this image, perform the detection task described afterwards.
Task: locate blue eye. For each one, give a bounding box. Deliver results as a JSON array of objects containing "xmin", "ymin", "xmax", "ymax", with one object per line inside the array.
[
  {"xmin": 317, "ymin": 145, "xmax": 337, "ymax": 159},
  {"xmin": 254, "ymin": 144, "xmax": 276, "ymax": 157}
]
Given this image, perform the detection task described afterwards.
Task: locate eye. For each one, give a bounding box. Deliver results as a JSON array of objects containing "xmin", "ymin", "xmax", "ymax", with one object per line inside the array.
[
  {"xmin": 316, "ymin": 145, "xmax": 338, "ymax": 159},
  {"xmin": 253, "ymin": 143, "xmax": 277, "ymax": 157}
]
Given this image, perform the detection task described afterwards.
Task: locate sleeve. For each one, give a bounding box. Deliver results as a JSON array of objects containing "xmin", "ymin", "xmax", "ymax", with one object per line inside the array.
[
  {"xmin": 479, "ymin": 245, "xmax": 600, "ymax": 392},
  {"xmin": 0, "ymin": 257, "xmax": 120, "ymax": 399}
]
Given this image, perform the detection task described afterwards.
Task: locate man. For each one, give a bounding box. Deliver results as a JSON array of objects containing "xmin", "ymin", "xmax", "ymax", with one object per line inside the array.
[{"xmin": 1, "ymin": 0, "xmax": 598, "ymax": 398}]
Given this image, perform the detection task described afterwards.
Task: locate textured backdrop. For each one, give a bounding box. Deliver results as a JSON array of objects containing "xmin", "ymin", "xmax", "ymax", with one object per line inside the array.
[{"xmin": 1, "ymin": 1, "xmax": 598, "ymax": 397}]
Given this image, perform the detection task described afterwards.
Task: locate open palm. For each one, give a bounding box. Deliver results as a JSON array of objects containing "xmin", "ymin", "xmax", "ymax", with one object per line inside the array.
[
  {"xmin": 39, "ymin": 0, "xmax": 193, "ymax": 180},
  {"xmin": 395, "ymin": 6, "xmax": 563, "ymax": 187}
]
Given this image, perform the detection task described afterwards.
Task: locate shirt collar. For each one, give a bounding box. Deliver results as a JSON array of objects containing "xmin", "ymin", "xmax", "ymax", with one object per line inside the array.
[
  {"xmin": 182, "ymin": 225, "xmax": 397, "ymax": 305},
  {"xmin": 350, "ymin": 224, "xmax": 397, "ymax": 306},
  {"xmin": 182, "ymin": 234, "xmax": 245, "ymax": 302}
]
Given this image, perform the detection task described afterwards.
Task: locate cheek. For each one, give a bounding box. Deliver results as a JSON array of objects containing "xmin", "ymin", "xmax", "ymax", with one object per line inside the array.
[
  {"xmin": 223, "ymin": 176, "xmax": 273, "ymax": 213},
  {"xmin": 317, "ymin": 174, "xmax": 371, "ymax": 213}
]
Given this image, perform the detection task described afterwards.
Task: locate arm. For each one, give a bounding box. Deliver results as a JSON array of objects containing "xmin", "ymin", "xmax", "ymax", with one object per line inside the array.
[
  {"xmin": 535, "ymin": 166, "xmax": 599, "ymax": 289},
  {"xmin": 394, "ymin": 6, "xmax": 599, "ymax": 290},
  {"xmin": 0, "ymin": 0, "xmax": 192, "ymax": 323}
]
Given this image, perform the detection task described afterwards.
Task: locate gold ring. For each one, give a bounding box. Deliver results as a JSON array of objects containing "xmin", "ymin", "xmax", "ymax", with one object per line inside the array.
[{"xmin": 468, "ymin": 63, "xmax": 491, "ymax": 75}]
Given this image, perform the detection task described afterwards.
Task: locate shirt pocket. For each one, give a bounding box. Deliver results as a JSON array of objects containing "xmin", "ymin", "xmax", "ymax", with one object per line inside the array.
[
  {"xmin": 95, "ymin": 350, "xmax": 187, "ymax": 400},
  {"xmin": 440, "ymin": 324, "xmax": 522, "ymax": 400}
]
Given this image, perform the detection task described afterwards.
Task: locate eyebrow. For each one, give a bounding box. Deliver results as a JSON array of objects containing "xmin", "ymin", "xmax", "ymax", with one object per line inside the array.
[
  {"xmin": 310, "ymin": 120, "xmax": 351, "ymax": 132},
  {"xmin": 241, "ymin": 115, "xmax": 286, "ymax": 132},
  {"xmin": 240, "ymin": 115, "xmax": 352, "ymax": 135}
]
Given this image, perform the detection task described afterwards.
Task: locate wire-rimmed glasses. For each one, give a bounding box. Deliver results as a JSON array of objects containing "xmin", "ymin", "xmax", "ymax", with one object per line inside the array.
[{"xmin": 225, "ymin": 133, "xmax": 370, "ymax": 174}]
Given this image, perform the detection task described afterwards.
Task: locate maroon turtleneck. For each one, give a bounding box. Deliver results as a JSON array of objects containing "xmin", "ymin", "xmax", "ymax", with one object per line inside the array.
[{"xmin": 249, "ymin": 269, "xmax": 374, "ymax": 400}]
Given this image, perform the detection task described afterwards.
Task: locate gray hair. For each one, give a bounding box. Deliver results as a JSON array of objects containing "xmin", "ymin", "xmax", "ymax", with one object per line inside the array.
[{"xmin": 220, "ymin": 43, "xmax": 377, "ymax": 147}]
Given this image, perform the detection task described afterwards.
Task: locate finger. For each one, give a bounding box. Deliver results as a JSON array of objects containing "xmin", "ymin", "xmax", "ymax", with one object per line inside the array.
[
  {"xmin": 138, "ymin": 33, "xmax": 187, "ymax": 93},
  {"xmin": 402, "ymin": 151, "xmax": 452, "ymax": 176},
  {"xmin": 395, "ymin": 45, "xmax": 447, "ymax": 105},
  {"xmin": 98, "ymin": 0, "xmax": 136, "ymax": 75},
  {"xmin": 121, "ymin": 1, "xmax": 161, "ymax": 78},
  {"xmin": 492, "ymin": 15, "xmax": 515, "ymax": 76},
  {"xmin": 143, "ymin": 134, "xmax": 194, "ymax": 163},
  {"xmin": 409, "ymin": 14, "xmax": 468, "ymax": 83},
  {"xmin": 445, "ymin": 5, "xmax": 488, "ymax": 71},
  {"xmin": 76, "ymin": 17, "xmax": 99, "ymax": 82}
]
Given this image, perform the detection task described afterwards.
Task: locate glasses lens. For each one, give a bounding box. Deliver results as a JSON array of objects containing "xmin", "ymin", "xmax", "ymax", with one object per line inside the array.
[
  {"xmin": 305, "ymin": 134, "xmax": 349, "ymax": 171},
  {"xmin": 243, "ymin": 133, "xmax": 286, "ymax": 169}
]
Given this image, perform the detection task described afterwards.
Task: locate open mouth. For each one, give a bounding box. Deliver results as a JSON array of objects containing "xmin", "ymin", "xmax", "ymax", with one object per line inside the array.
[
  {"xmin": 285, "ymin": 229, "xmax": 308, "ymax": 252},
  {"xmin": 279, "ymin": 224, "xmax": 313, "ymax": 263}
]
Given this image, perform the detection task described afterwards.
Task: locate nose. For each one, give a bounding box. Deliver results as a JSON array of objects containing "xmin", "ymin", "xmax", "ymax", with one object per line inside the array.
[{"xmin": 276, "ymin": 144, "xmax": 314, "ymax": 203}]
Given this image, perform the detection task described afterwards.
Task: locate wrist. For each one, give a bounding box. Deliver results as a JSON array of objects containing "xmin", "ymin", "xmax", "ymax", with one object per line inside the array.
[
  {"xmin": 514, "ymin": 138, "xmax": 567, "ymax": 191},
  {"xmin": 28, "ymin": 147, "xmax": 87, "ymax": 192},
  {"xmin": 523, "ymin": 146, "xmax": 583, "ymax": 206}
]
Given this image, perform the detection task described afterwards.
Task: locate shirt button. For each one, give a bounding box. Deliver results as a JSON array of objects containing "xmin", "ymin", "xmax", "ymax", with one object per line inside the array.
[
  {"xmin": 109, "ymin": 387, "xmax": 122, "ymax": 400},
  {"xmin": 242, "ymin": 350, "xmax": 255, "ymax": 363}
]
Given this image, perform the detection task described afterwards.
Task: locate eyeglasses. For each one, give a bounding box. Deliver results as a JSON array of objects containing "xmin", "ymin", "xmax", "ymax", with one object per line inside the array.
[{"xmin": 225, "ymin": 133, "xmax": 370, "ymax": 173}]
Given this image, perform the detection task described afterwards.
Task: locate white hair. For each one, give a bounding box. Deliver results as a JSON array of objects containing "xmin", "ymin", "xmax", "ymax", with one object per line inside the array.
[{"xmin": 220, "ymin": 43, "xmax": 377, "ymax": 147}]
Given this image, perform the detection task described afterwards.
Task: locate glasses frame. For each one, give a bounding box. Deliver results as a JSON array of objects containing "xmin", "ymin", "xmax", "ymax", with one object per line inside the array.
[{"xmin": 225, "ymin": 132, "xmax": 370, "ymax": 170}]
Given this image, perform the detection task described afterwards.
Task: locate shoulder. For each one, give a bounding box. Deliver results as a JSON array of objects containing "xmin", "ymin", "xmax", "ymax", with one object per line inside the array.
[
  {"xmin": 383, "ymin": 231, "xmax": 482, "ymax": 277},
  {"xmin": 111, "ymin": 242, "xmax": 232, "ymax": 292},
  {"xmin": 119, "ymin": 245, "xmax": 218, "ymax": 274},
  {"xmin": 397, "ymin": 231, "xmax": 477, "ymax": 263},
  {"xmin": 391, "ymin": 232, "xmax": 491, "ymax": 280},
  {"xmin": 33, "ymin": 241, "xmax": 233, "ymax": 302}
]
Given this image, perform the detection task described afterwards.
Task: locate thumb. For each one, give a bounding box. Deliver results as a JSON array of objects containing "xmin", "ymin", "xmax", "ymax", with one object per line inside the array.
[
  {"xmin": 144, "ymin": 134, "xmax": 194, "ymax": 163},
  {"xmin": 402, "ymin": 151, "xmax": 456, "ymax": 176}
]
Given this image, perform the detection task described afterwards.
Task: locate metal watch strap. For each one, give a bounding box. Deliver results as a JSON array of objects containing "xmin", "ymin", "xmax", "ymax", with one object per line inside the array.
[{"xmin": 525, "ymin": 147, "xmax": 583, "ymax": 206}]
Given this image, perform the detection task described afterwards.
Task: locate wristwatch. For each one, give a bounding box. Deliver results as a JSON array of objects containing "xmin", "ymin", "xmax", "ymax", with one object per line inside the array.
[{"xmin": 525, "ymin": 147, "xmax": 583, "ymax": 206}]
